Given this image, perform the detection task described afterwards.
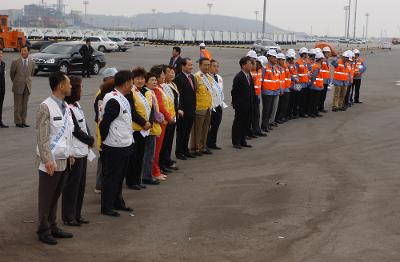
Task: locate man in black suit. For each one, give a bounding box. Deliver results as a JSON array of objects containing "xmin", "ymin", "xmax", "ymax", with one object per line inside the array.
[
  {"xmin": 0, "ymin": 49, "xmax": 7, "ymax": 128},
  {"xmin": 79, "ymin": 39, "xmax": 94, "ymax": 78},
  {"xmin": 169, "ymin": 47, "xmax": 183, "ymax": 74},
  {"xmin": 174, "ymin": 58, "xmax": 196, "ymax": 160},
  {"xmin": 231, "ymin": 57, "xmax": 254, "ymax": 149}
]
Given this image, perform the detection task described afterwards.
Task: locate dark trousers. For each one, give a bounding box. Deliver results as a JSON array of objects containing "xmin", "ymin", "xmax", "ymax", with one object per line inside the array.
[
  {"xmin": 0, "ymin": 85, "xmax": 4, "ymax": 122},
  {"xmin": 160, "ymin": 123, "xmax": 176, "ymax": 169},
  {"xmin": 261, "ymin": 94, "xmax": 274, "ymax": 130},
  {"xmin": 95, "ymin": 151, "xmax": 103, "ymax": 190},
  {"xmin": 288, "ymin": 90, "xmax": 299, "ymax": 116},
  {"xmin": 207, "ymin": 106, "xmax": 223, "ymax": 147},
  {"xmin": 299, "ymin": 88, "xmax": 310, "ymax": 116},
  {"xmin": 353, "ymin": 79, "xmax": 362, "ymax": 102},
  {"xmin": 309, "ymin": 89, "xmax": 321, "ymax": 116},
  {"xmin": 232, "ymin": 108, "xmax": 250, "ymax": 145},
  {"xmin": 344, "ymin": 85, "xmax": 352, "ymax": 106},
  {"xmin": 250, "ymin": 96, "xmax": 262, "ymax": 134},
  {"xmin": 82, "ymin": 60, "xmax": 91, "ymax": 77},
  {"xmin": 101, "ymin": 148, "xmax": 131, "ymax": 212},
  {"xmin": 319, "ymin": 84, "xmax": 329, "ymax": 111},
  {"xmin": 37, "ymin": 169, "xmax": 68, "ymax": 236},
  {"xmin": 62, "ymin": 157, "xmax": 87, "ymax": 222},
  {"xmin": 276, "ymin": 93, "xmax": 290, "ymax": 121},
  {"xmin": 126, "ymin": 132, "xmax": 147, "ymax": 186},
  {"xmin": 175, "ymin": 115, "xmax": 194, "ymax": 156}
]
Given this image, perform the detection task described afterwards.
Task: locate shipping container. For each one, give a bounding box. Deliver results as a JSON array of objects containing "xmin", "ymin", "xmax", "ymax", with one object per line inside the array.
[
  {"xmin": 205, "ymin": 30, "xmax": 213, "ymax": 43},
  {"xmin": 213, "ymin": 31, "xmax": 223, "ymax": 44},
  {"xmin": 184, "ymin": 29, "xmax": 194, "ymax": 43},
  {"xmin": 245, "ymin": 32, "xmax": 252, "ymax": 43},
  {"xmin": 222, "ymin": 31, "xmax": 231, "ymax": 44},
  {"xmin": 231, "ymin": 32, "xmax": 238, "ymax": 44},
  {"xmin": 195, "ymin": 30, "xmax": 205, "ymax": 43},
  {"xmin": 238, "ymin": 32, "xmax": 245, "ymax": 43},
  {"xmin": 173, "ymin": 29, "xmax": 185, "ymax": 42}
]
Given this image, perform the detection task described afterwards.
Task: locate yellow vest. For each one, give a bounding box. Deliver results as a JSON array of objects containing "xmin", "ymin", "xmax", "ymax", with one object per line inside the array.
[
  {"xmin": 131, "ymin": 89, "xmax": 153, "ymax": 131},
  {"xmin": 150, "ymin": 91, "xmax": 162, "ymax": 136},
  {"xmin": 194, "ymin": 72, "xmax": 212, "ymax": 111}
]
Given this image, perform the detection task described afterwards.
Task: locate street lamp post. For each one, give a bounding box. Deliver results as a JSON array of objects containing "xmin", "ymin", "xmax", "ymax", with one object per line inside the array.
[
  {"xmin": 344, "ymin": 5, "xmax": 349, "ymax": 38},
  {"xmin": 255, "ymin": 11, "xmax": 259, "ymax": 34},
  {"xmin": 365, "ymin": 13, "xmax": 370, "ymax": 40},
  {"xmin": 353, "ymin": 0, "xmax": 358, "ymax": 39},
  {"xmin": 262, "ymin": 0, "xmax": 267, "ymax": 38},
  {"xmin": 347, "ymin": 0, "xmax": 352, "ymax": 39}
]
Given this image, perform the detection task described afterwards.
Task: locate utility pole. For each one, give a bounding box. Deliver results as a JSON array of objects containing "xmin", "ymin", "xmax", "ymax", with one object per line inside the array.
[
  {"xmin": 255, "ymin": 11, "xmax": 259, "ymax": 34},
  {"xmin": 365, "ymin": 13, "xmax": 370, "ymax": 40},
  {"xmin": 353, "ymin": 0, "xmax": 358, "ymax": 39},
  {"xmin": 344, "ymin": 5, "xmax": 349, "ymax": 38},
  {"xmin": 347, "ymin": 0, "xmax": 351, "ymax": 39},
  {"xmin": 207, "ymin": 3, "xmax": 214, "ymax": 15},
  {"xmin": 262, "ymin": 0, "xmax": 267, "ymax": 38}
]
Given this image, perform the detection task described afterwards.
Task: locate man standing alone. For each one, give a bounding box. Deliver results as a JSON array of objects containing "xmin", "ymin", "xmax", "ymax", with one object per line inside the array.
[
  {"xmin": 79, "ymin": 39, "xmax": 94, "ymax": 78},
  {"xmin": 10, "ymin": 46, "xmax": 35, "ymax": 128},
  {"xmin": 169, "ymin": 47, "xmax": 183, "ymax": 74}
]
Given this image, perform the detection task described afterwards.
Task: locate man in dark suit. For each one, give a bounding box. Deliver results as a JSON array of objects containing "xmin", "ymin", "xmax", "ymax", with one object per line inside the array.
[
  {"xmin": 169, "ymin": 47, "xmax": 183, "ymax": 74},
  {"xmin": 0, "ymin": 49, "xmax": 7, "ymax": 128},
  {"xmin": 174, "ymin": 58, "xmax": 196, "ymax": 160},
  {"xmin": 231, "ymin": 57, "xmax": 254, "ymax": 149},
  {"xmin": 79, "ymin": 39, "xmax": 94, "ymax": 78}
]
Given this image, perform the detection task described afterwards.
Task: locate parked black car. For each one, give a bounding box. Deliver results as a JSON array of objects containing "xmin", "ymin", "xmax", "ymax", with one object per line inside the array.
[
  {"xmin": 30, "ymin": 40, "xmax": 56, "ymax": 51},
  {"xmin": 31, "ymin": 41, "xmax": 107, "ymax": 75}
]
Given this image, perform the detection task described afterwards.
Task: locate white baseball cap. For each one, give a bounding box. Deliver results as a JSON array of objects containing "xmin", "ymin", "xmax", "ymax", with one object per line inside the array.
[
  {"xmin": 286, "ymin": 51, "xmax": 296, "ymax": 58},
  {"xmin": 322, "ymin": 46, "xmax": 331, "ymax": 52},
  {"xmin": 246, "ymin": 50, "xmax": 258, "ymax": 59},
  {"xmin": 102, "ymin": 67, "xmax": 118, "ymax": 78},
  {"xmin": 353, "ymin": 49, "xmax": 360, "ymax": 54},
  {"xmin": 199, "ymin": 43, "xmax": 206, "ymax": 47},
  {"xmin": 267, "ymin": 49, "xmax": 278, "ymax": 57}
]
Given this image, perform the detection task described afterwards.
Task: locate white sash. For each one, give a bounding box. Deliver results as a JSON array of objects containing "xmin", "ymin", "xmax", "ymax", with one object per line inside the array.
[
  {"xmin": 200, "ymin": 74, "xmax": 213, "ymax": 94},
  {"xmin": 114, "ymin": 89, "xmax": 132, "ymax": 118},
  {"xmin": 163, "ymin": 83, "xmax": 175, "ymax": 102},
  {"xmin": 136, "ymin": 90, "xmax": 151, "ymax": 120},
  {"xmin": 49, "ymin": 108, "xmax": 71, "ymax": 152}
]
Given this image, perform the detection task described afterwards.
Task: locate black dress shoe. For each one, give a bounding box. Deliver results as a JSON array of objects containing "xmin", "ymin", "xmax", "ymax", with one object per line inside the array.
[
  {"xmin": 127, "ymin": 185, "xmax": 141, "ymax": 190},
  {"xmin": 195, "ymin": 151, "xmax": 203, "ymax": 157},
  {"xmin": 332, "ymin": 108, "xmax": 338, "ymax": 112},
  {"xmin": 115, "ymin": 206, "xmax": 134, "ymax": 212},
  {"xmin": 208, "ymin": 145, "xmax": 222, "ymax": 150},
  {"xmin": 22, "ymin": 124, "xmax": 30, "ymax": 127},
  {"xmin": 161, "ymin": 168, "xmax": 172, "ymax": 173},
  {"xmin": 143, "ymin": 179, "xmax": 160, "ymax": 185},
  {"xmin": 249, "ymin": 134, "xmax": 258, "ymax": 138},
  {"xmin": 77, "ymin": 218, "xmax": 90, "ymax": 224},
  {"xmin": 354, "ymin": 101, "xmax": 363, "ymax": 104},
  {"xmin": 63, "ymin": 220, "xmax": 81, "ymax": 227},
  {"xmin": 255, "ymin": 132, "xmax": 267, "ymax": 137},
  {"xmin": 184, "ymin": 153, "xmax": 196, "ymax": 158},
  {"xmin": 0, "ymin": 123, "xmax": 8, "ymax": 128},
  {"xmin": 101, "ymin": 210, "xmax": 120, "ymax": 217},
  {"xmin": 245, "ymin": 136, "xmax": 252, "ymax": 140},
  {"xmin": 240, "ymin": 143, "xmax": 253, "ymax": 148},
  {"xmin": 140, "ymin": 184, "xmax": 146, "ymax": 189},
  {"xmin": 176, "ymin": 154, "xmax": 187, "ymax": 160},
  {"xmin": 233, "ymin": 144, "xmax": 242, "ymax": 149},
  {"xmin": 202, "ymin": 149, "xmax": 213, "ymax": 155},
  {"xmin": 261, "ymin": 128, "xmax": 270, "ymax": 133},
  {"xmin": 316, "ymin": 114, "xmax": 323, "ymax": 117},
  {"xmin": 52, "ymin": 228, "xmax": 73, "ymax": 238},
  {"xmin": 16, "ymin": 124, "xmax": 24, "ymax": 128},
  {"xmin": 271, "ymin": 122, "xmax": 278, "ymax": 127},
  {"xmin": 319, "ymin": 109, "xmax": 328, "ymax": 113},
  {"xmin": 276, "ymin": 120, "xmax": 284, "ymax": 124},
  {"xmin": 38, "ymin": 234, "xmax": 58, "ymax": 245}
]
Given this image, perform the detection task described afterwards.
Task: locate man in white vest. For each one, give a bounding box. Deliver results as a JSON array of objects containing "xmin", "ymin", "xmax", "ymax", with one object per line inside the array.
[
  {"xmin": 36, "ymin": 71, "xmax": 74, "ymax": 245},
  {"xmin": 99, "ymin": 70, "xmax": 135, "ymax": 217}
]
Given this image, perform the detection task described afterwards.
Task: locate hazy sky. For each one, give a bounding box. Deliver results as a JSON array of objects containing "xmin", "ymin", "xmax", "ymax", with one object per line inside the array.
[{"xmin": 2, "ymin": 0, "xmax": 398, "ymax": 37}]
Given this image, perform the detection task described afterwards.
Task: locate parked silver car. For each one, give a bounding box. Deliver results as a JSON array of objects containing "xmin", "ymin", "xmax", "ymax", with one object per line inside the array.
[
  {"xmin": 108, "ymin": 37, "xmax": 133, "ymax": 52},
  {"xmin": 253, "ymin": 39, "xmax": 280, "ymax": 55}
]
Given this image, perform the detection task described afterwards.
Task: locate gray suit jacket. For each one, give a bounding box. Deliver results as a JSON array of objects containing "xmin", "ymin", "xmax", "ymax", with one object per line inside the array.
[{"xmin": 10, "ymin": 57, "xmax": 35, "ymax": 95}]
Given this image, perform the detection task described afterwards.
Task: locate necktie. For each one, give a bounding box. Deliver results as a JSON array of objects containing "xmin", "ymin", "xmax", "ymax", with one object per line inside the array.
[
  {"xmin": 214, "ymin": 75, "xmax": 218, "ymax": 83},
  {"xmin": 187, "ymin": 75, "xmax": 194, "ymax": 90}
]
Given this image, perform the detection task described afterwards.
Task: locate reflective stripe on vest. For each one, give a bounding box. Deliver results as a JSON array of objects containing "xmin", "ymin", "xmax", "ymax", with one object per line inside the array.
[
  {"xmin": 296, "ymin": 59, "xmax": 309, "ymax": 83},
  {"xmin": 320, "ymin": 61, "xmax": 330, "ymax": 79},
  {"xmin": 251, "ymin": 69, "xmax": 262, "ymax": 95},
  {"xmin": 261, "ymin": 64, "xmax": 278, "ymax": 91},
  {"xmin": 333, "ymin": 60, "xmax": 348, "ymax": 81}
]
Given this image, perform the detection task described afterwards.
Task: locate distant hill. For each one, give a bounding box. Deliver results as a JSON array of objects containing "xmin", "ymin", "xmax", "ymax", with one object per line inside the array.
[{"xmin": 85, "ymin": 11, "xmax": 287, "ymax": 33}]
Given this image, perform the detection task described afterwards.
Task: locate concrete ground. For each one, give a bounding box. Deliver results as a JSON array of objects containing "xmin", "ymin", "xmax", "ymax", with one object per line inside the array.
[{"xmin": 0, "ymin": 45, "xmax": 399, "ymax": 262}]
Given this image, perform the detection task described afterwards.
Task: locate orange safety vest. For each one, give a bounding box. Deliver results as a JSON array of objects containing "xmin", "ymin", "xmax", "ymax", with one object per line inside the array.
[
  {"xmin": 353, "ymin": 58, "xmax": 364, "ymax": 77},
  {"xmin": 287, "ymin": 63, "xmax": 297, "ymax": 83},
  {"xmin": 261, "ymin": 63, "xmax": 278, "ymax": 91},
  {"xmin": 320, "ymin": 60, "xmax": 330, "ymax": 79},
  {"xmin": 200, "ymin": 49, "xmax": 212, "ymax": 60},
  {"xmin": 311, "ymin": 64, "xmax": 324, "ymax": 89},
  {"xmin": 296, "ymin": 59, "xmax": 309, "ymax": 83},
  {"xmin": 284, "ymin": 64, "xmax": 291, "ymax": 89},
  {"xmin": 346, "ymin": 61, "xmax": 354, "ymax": 83},
  {"xmin": 251, "ymin": 69, "xmax": 262, "ymax": 96},
  {"xmin": 333, "ymin": 59, "xmax": 349, "ymax": 82},
  {"xmin": 278, "ymin": 66, "xmax": 286, "ymax": 91}
]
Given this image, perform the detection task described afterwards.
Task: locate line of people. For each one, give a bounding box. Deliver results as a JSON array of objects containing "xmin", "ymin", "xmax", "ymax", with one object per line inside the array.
[
  {"xmin": 35, "ymin": 46, "xmax": 226, "ymax": 245},
  {"xmin": 231, "ymin": 46, "xmax": 367, "ymax": 148}
]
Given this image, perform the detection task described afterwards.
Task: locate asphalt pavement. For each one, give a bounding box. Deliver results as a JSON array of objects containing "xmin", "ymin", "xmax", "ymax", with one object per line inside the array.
[{"xmin": 0, "ymin": 45, "xmax": 399, "ymax": 262}]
